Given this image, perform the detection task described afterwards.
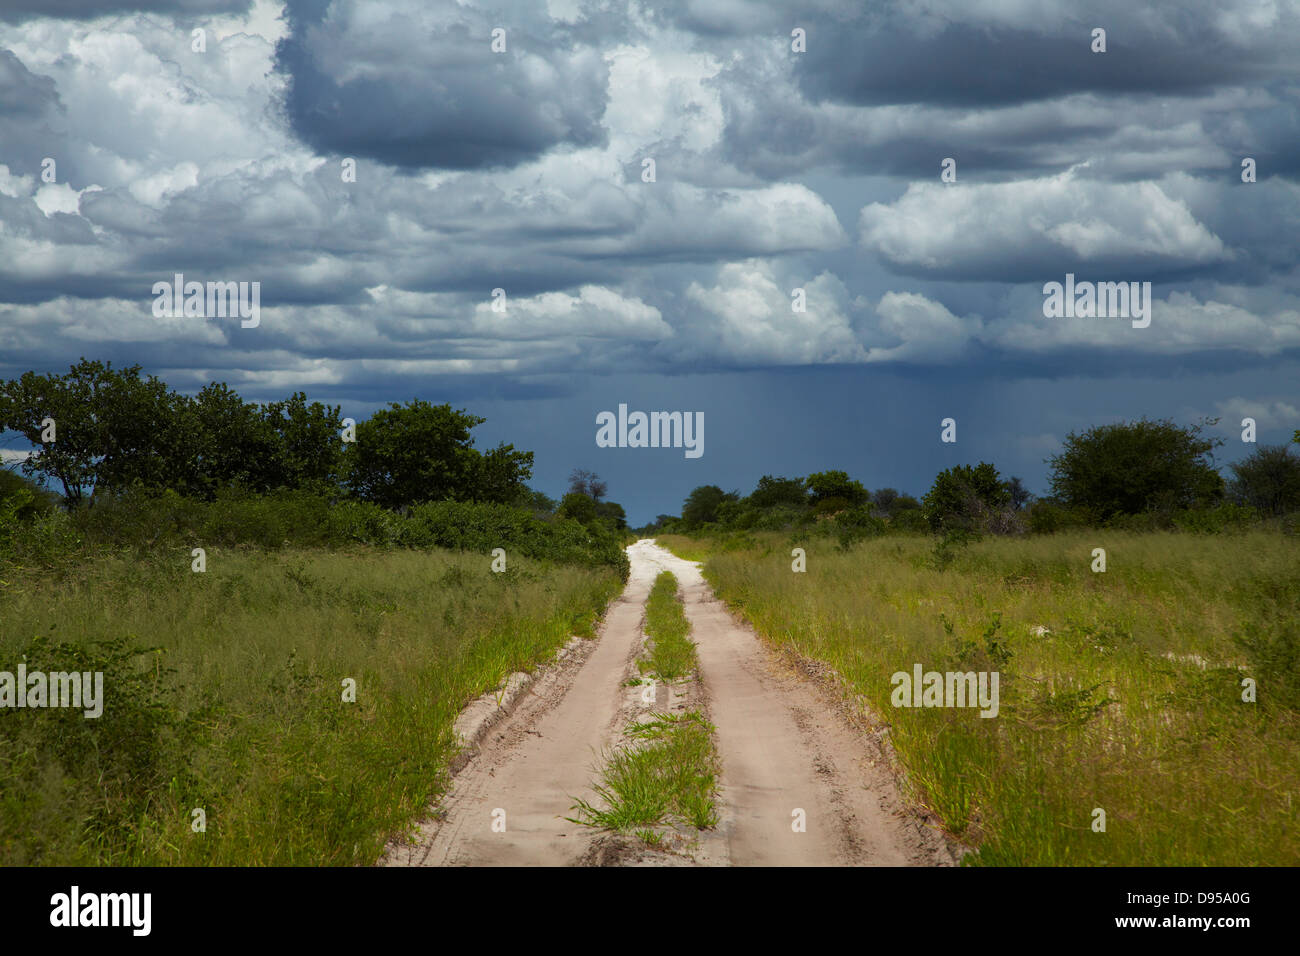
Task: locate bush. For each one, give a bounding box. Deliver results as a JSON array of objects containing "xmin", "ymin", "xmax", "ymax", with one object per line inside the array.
[
  {"xmin": 8, "ymin": 488, "xmax": 629, "ymax": 579},
  {"xmin": 888, "ymin": 508, "xmax": 929, "ymax": 533},
  {"xmin": 833, "ymin": 505, "xmax": 885, "ymax": 548},
  {"xmin": 1229, "ymin": 445, "xmax": 1300, "ymax": 516},
  {"xmin": 1026, "ymin": 499, "xmax": 1090, "ymax": 534},
  {"xmin": 923, "ymin": 463, "xmax": 1013, "ymax": 534},
  {"xmin": 1171, "ymin": 502, "xmax": 1260, "ymax": 534},
  {"xmin": 1048, "ymin": 417, "xmax": 1224, "ymax": 519}
]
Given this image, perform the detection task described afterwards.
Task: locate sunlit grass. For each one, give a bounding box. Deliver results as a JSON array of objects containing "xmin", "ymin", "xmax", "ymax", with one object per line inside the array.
[
  {"xmin": 0, "ymin": 546, "xmax": 621, "ymax": 865},
  {"xmin": 660, "ymin": 529, "xmax": 1300, "ymax": 865}
]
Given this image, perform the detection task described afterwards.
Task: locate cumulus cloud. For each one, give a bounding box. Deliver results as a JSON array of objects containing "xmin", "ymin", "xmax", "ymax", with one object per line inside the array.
[
  {"xmin": 859, "ymin": 167, "xmax": 1230, "ymax": 280},
  {"xmin": 0, "ymin": 0, "xmax": 1296, "ymax": 398},
  {"xmin": 681, "ymin": 260, "xmax": 866, "ymax": 364},
  {"xmin": 864, "ymin": 291, "xmax": 981, "ymax": 363},
  {"xmin": 274, "ymin": 0, "xmax": 610, "ymax": 170}
]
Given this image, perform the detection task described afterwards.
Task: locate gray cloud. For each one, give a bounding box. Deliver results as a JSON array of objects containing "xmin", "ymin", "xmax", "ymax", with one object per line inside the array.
[{"xmin": 274, "ymin": 0, "xmax": 610, "ymax": 170}]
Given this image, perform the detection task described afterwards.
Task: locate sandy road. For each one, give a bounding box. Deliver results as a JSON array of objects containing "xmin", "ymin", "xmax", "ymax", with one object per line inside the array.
[{"xmin": 384, "ymin": 539, "xmax": 953, "ymax": 867}]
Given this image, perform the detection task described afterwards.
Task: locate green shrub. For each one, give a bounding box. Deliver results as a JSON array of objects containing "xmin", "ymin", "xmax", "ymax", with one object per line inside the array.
[
  {"xmin": 1026, "ymin": 499, "xmax": 1090, "ymax": 534},
  {"xmin": 834, "ymin": 505, "xmax": 885, "ymax": 548}
]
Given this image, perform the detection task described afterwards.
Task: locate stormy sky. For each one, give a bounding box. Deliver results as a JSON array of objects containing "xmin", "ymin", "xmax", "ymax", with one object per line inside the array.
[{"xmin": 1, "ymin": 0, "xmax": 1297, "ymax": 523}]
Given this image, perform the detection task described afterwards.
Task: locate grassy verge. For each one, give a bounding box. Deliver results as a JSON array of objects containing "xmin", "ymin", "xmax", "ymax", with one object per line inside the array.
[
  {"xmin": 639, "ymin": 570, "xmax": 697, "ymax": 682},
  {"xmin": 658, "ymin": 530, "xmax": 1300, "ymax": 865},
  {"xmin": 0, "ymin": 546, "xmax": 621, "ymax": 865},
  {"xmin": 570, "ymin": 571, "xmax": 719, "ymax": 841}
]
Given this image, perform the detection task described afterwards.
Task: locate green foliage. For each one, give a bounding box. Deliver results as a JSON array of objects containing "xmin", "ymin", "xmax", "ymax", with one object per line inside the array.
[
  {"xmin": 685, "ymin": 528, "xmax": 1300, "ymax": 865},
  {"xmin": 0, "ymin": 362, "xmax": 349, "ymax": 503},
  {"xmin": 517, "ymin": 487, "xmax": 558, "ymax": 515},
  {"xmin": 0, "ymin": 635, "xmax": 184, "ymax": 863},
  {"xmin": 1229, "ymin": 444, "xmax": 1300, "ymax": 516},
  {"xmin": 1025, "ymin": 498, "xmax": 1090, "ymax": 534},
  {"xmin": 749, "ymin": 475, "xmax": 807, "ymax": 509},
  {"xmin": 0, "ymin": 469, "xmax": 57, "ymax": 520},
  {"xmin": 1048, "ymin": 417, "xmax": 1225, "ymax": 520},
  {"xmin": 833, "ymin": 504, "xmax": 885, "ymax": 549},
  {"xmin": 0, "ymin": 489, "xmax": 628, "ymax": 579},
  {"xmin": 681, "ymin": 484, "xmax": 739, "ymax": 529},
  {"xmin": 557, "ymin": 491, "xmax": 598, "ymax": 525},
  {"xmin": 805, "ymin": 469, "xmax": 868, "ymax": 506},
  {"xmin": 568, "ymin": 711, "xmax": 719, "ymax": 833},
  {"xmin": 0, "ymin": 359, "xmax": 122, "ymax": 503},
  {"xmin": 941, "ymin": 610, "xmax": 1013, "ymax": 674},
  {"xmin": 641, "ymin": 571, "xmax": 695, "ymax": 682},
  {"xmin": 0, "ymin": 548, "xmax": 622, "ymax": 864},
  {"xmin": 889, "ymin": 507, "xmax": 929, "ymax": 533},
  {"xmin": 346, "ymin": 399, "xmax": 531, "ymax": 509},
  {"xmin": 922, "ymin": 462, "xmax": 1013, "ymax": 533}
]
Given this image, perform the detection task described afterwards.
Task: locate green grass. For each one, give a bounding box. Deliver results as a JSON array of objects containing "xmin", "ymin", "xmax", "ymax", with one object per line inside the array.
[
  {"xmin": 0, "ymin": 546, "xmax": 621, "ymax": 865},
  {"xmin": 658, "ymin": 529, "xmax": 1300, "ymax": 865},
  {"xmin": 569, "ymin": 711, "xmax": 720, "ymax": 832},
  {"xmin": 570, "ymin": 571, "xmax": 719, "ymax": 838},
  {"xmin": 640, "ymin": 571, "xmax": 696, "ymax": 682}
]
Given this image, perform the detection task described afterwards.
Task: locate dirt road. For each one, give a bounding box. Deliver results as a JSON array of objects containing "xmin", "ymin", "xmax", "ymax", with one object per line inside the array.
[{"xmin": 384, "ymin": 539, "xmax": 954, "ymax": 867}]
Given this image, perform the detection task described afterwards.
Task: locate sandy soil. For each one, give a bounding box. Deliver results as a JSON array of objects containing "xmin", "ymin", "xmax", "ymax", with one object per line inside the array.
[{"xmin": 383, "ymin": 539, "xmax": 955, "ymax": 867}]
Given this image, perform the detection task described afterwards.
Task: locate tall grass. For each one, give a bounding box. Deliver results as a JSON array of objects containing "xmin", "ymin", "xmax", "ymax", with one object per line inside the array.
[
  {"xmin": 0, "ymin": 546, "xmax": 621, "ymax": 865},
  {"xmin": 661, "ymin": 530, "xmax": 1300, "ymax": 865}
]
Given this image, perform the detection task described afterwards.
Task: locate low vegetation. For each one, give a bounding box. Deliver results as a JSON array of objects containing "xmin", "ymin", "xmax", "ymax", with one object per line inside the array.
[
  {"xmin": 658, "ymin": 530, "xmax": 1299, "ymax": 865},
  {"xmin": 0, "ymin": 546, "xmax": 621, "ymax": 865}
]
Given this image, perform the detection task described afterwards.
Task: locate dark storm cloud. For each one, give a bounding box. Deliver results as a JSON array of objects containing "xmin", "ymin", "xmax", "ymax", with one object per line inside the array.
[
  {"xmin": 0, "ymin": 49, "xmax": 60, "ymax": 116},
  {"xmin": 274, "ymin": 0, "xmax": 610, "ymax": 171},
  {"xmin": 794, "ymin": 23, "xmax": 1260, "ymax": 109},
  {"xmin": 0, "ymin": 0, "xmax": 251, "ymax": 24}
]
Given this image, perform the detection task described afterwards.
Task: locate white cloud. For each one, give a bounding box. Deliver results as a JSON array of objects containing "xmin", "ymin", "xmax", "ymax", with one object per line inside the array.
[
  {"xmin": 865, "ymin": 291, "xmax": 982, "ymax": 362},
  {"xmin": 1212, "ymin": 397, "xmax": 1300, "ymax": 433},
  {"xmin": 859, "ymin": 167, "xmax": 1229, "ymax": 276},
  {"xmin": 682, "ymin": 260, "xmax": 866, "ymax": 363}
]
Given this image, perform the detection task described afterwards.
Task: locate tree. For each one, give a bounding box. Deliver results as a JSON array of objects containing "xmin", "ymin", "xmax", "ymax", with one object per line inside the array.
[
  {"xmin": 871, "ymin": 487, "xmax": 900, "ymax": 515},
  {"xmin": 923, "ymin": 462, "xmax": 1012, "ymax": 532},
  {"xmin": 1048, "ymin": 418, "xmax": 1224, "ymax": 520},
  {"xmin": 595, "ymin": 500, "xmax": 628, "ymax": 531},
  {"xmin": 1005, "ymin": 476, "xmax": 1033, "ymax": 511},
  {"xmin": 558, "ymin": 491, "xmax": 599, "ymax": 525},
  {"xmin": 187, "ymin": 382, "xmax": 281, "ymax": 495},
  {"xmin": 805, "ymin": 470, "xmax": 868, "ymax": 507},
  {"xmin": 0, "ymin": 359, "xmax": 186, "ymax": 505},
  {"xmin": 473, "ymin": 442, "xmax": 534, "ymax": 505},
  {"xmin": 264, "ymin": 391, "xmax": 347, "ymax": 493},
  {"xmin": 749, "ymin": 475, "xmax": 807, "ymax": 509},
  {"xmin": 348, "ymin": 400, "xmax": 532, "ymax": 509},
  {"xmin": 517, "ymin": 487, "xmax": 558, "ymax": 514},
  {"xmin": 1229, "ymin": 445, "xmax": 1300, "ymax": 516},
  {"xmin": 568, "ymin": 469, "xmax": 607, "ymax": 501},
  {"xmin": 681, "ymin": 485, "xmax": 738, "ymax": 529}
]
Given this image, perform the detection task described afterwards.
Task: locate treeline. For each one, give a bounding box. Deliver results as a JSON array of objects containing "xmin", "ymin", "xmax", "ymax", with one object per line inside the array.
[
  {"xmin": 0, "ymin": 360, "xmax": 629, "ymax": 575},
  {"xmin": 646, "ymin": 418, "xmax": 1300, "ymax": 542},
  {"xmin": 0, "ymin": 359, "xmax": 532, "ymax": 507}
]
